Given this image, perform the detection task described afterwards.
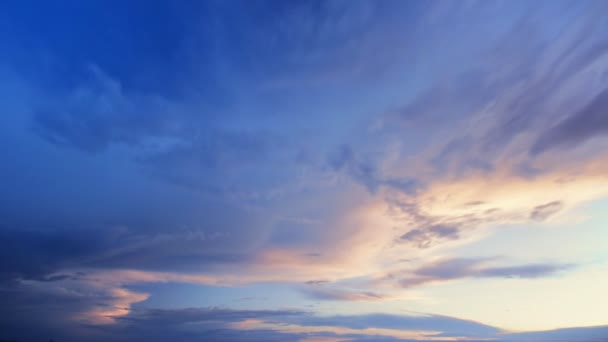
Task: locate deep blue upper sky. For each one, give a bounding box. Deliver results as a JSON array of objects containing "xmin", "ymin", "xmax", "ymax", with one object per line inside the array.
[{"xmin": 1, "ymin": 1, "xmax": 608, "ymax": 341}]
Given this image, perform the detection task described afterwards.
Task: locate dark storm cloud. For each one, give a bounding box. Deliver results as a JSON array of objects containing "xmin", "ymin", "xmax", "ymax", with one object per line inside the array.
[
  {"xmin": 531, "ymin": 88, "xmax": 608, "ymax": 155},
  {"xmin": 399, "ymin": 258, "xmax": 573, "ymax": 288}
]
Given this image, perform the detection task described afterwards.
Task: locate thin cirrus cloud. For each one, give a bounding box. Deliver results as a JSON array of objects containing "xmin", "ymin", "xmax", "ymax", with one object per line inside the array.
[
  {"xmin": 530, "ymin": 88, "xmax": 608, "ymax": 155},
  {"xmin": 397, "ymin": 258, "xmax": 574, "ymax": 288},
  {"xmin": 301, "ymin": 287, "xmax": 388, "ymax": 302}
]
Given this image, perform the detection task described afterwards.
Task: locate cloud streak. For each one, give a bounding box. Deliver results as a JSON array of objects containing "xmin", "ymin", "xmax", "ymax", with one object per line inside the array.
[
  {"xmin": 398, "ymin": 258, "xmax": 574, "ymax": 288},
  {"xmin": 531, "ymin": 87, "xmax": 608, "ymax": 155},
  {"xmin": 301, "ymin": 287, "xmax": 388, "ymax": 302}
]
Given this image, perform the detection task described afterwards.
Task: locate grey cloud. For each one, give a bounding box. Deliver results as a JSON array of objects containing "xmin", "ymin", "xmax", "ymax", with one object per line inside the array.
[
  {"xmin": 36, "ymin": 273, "xmax": 86, "ymax": 282},
  {"xmin": 400, "ymin": 224, "xmax": 460, "ymax": 249},
  {"xmin": 393, "ymin": 196, "xmax": 566, "ymax": 250},
  {"xmin": 476, "ymin": 264, "xmax": 572, "ymax": 279},
  {"xmin": 399, "ymin": 258, "xmax": 572, "ymax": 288},
  {"xmin": 301, "ymin": 287, "xmax": 387, "ymax": 302},
  {"xmin": 414, "ymin": 258, "xmax": 485, "ymax": 279},
  {"xmin": 117, "ymin": 307, "xmax": 306, "ymax": 326},
  {"xmin": 531, "ymin": 88, "xmax": 608, "ymax": 155},
  {"xmin": 529, "ymin": 201, "xmax": 563, "ymax": 221},
  {"xmin": 391, "ymin": 199, "xmax": 472, "ymax": 249},
  {"xmin": 304, "ymin": 280, "xmax": 330, "ymax": 285},
  {"xmin": 465, "ymin": 201, "xmax": 486, "ymax": 206}
]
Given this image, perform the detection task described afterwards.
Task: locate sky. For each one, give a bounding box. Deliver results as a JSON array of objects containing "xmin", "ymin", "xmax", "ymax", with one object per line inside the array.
[{"xmin": 1, "ymin": 1, "xmax": 608, "ymax": 341}]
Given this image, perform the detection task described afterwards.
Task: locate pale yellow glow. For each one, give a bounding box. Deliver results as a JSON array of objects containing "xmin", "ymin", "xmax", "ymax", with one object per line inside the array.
[{"xmin": 414, "ymin": 264, "xmax": 608, "ymax": 331}]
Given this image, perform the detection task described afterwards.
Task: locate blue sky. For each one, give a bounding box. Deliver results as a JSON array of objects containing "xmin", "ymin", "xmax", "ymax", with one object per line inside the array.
[{"xmin": 1, "ymin": 1, "xmax": 608, "ymax": 341}]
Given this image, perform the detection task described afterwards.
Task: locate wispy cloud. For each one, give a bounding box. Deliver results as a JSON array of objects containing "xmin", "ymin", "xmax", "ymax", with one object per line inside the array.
[
  {"xmin": 397, "ymin": 258, "xmax": 574, "ymax": 288},
  {"xmin": 531, "ymin": 88, "xmax": 608, "ymax": 155},
  {"xmin": 301, "ymin": 287, "xmax": 388, "ymax": 302}
]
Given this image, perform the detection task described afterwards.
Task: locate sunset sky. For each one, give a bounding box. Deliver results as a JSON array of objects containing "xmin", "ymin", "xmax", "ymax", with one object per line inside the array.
[{"xmin": 1, "ymin": 1, "xmax": 608, "ymax": 341}]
